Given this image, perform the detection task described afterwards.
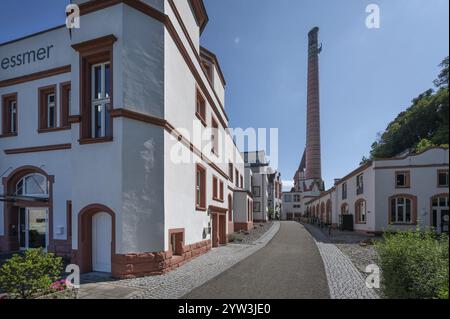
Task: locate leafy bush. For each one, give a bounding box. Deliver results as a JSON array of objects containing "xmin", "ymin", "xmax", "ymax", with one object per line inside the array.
[
  {"xmin": 375, "ymin": 229, "xmax": 448, "ymax": 299},
  {"xmin": 0, "ymin": 248, "xmax": 63, "ymax": 299}
]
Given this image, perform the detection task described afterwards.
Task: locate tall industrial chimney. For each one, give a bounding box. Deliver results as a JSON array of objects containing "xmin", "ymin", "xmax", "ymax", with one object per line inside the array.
[{"xmin": 305, "ymin": 27, "xmax": 322, "ymax": 181}]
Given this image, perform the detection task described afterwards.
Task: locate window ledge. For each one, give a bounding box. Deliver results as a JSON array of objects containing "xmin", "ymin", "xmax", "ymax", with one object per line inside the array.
[
  {"xmin": 213, "ymin": 197, "xmax": 224, "ymax": 203},
  {"xmin": 38, "ymin": 127, "xmax": 71, "ymax": 134},
  {"xmin": 395, "ymin": 186, "xmax": 411, "ymax": 189},
  {"xmin": 196, "ymin": 113, "xmax": 207, "ymax": 127},
  {"xmin": 79, "ymin": 136, "xmax": 113, "ymax": 145},
  {"xmin": 196, "ymin": 206, "xmax": 207, "ymax": 212},
  {"xmin": 389, "ymin": 222, "xmax": 416, "ymax": 226},
  {"xmin": 0, "ymin": 132, "xmax": 17, "ymax": 138},
  {"xmin": 438, "ymin": 185, "xmax": 449, "ymax": 188}
]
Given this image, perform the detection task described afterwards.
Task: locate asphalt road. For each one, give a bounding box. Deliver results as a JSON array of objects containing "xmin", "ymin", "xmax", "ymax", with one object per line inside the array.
[{"xmin": 184, "ymin": 221, "xmax": 330, "ymax": 299}]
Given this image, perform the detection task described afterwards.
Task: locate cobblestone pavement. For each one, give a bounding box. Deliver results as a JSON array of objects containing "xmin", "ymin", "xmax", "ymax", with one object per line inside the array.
[
  {"xmin": 78, "ymin": 222, "xmax": 280, "ymax": 299},
  {"xmin": 303, "ymin": 223, "xmax": 379, "ymax": 299}
]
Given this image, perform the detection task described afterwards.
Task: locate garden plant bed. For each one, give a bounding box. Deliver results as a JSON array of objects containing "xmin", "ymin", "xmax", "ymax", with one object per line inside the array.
[{"xmin": 230, "ymin": 222, "xmax": 274, "ymax": 245}]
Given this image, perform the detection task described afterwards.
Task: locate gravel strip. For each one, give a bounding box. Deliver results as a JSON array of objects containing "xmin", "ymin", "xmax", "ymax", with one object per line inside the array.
[
  {"xmin": 231, "ymin": 221, "xmax": 274, "ymax": 245},
  {"xmin": 302, "ymin": 223, "xmax": 379, "ymax": 299}
]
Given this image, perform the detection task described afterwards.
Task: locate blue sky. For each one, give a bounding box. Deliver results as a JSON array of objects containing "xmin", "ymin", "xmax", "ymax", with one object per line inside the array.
[{"xmin": 1, "ymin": 0, "xmax": 449, "ymax": 190}]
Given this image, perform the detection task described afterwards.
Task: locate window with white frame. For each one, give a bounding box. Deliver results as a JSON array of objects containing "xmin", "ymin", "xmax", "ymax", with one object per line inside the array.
[
  {"xmin": 294, "ymin": 195, "xmax": 301, "ymax": 202},
  {"xmin": 253, "ymin": 201, "xmax": 261, "ymax": 213},
  {"xmin": 391, "ymin": 197, "xmax": 413, "ymax": 224},
  {"xmin": 438, "ymin": 170, "xmax": 449, "ymax": 187},
  {"xmin": 342, "ymin": 182, "xmax": 347, "ymax": 200},
  {"xmin": 284, "ymin": 194, "xmax": 292, "ymax": 203},
  {"xmin": 46, "ymin": 93, "xmax": 56, "ymax": 128},
  {"xmin": 10, "ymin": 100, "xmax": 17, "ymax": 133},
  {"xmin": 91, "ymin": 62, "xmax": 111, "ymax": 138},
  {"xmin": 356, "ymin": 174, "xmax": 364, "ymax": 195},
  {"xmin": 355, "ymin": 199, "xmax": 366, "ymax": 223},
  {"xmin": 16, "ymin": 173, "xmax": 48, "ymax": 198}
]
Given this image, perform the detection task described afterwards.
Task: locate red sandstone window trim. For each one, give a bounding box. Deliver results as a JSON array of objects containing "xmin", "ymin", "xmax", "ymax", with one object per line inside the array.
[
  {"xmin": 437, "ymin": 169, "xmax": 449, "ymax": 188},
  {"xmin": 228, "ymin": 162, "xmax": 234, "ymax": 182},
  {"xmin": 60, "ymin": 82, "xmax": 71, "ymax": 128},
  {"xmin": 71, "ymin": 35, "xmax": 116, "ymax": 144},
  {"xmin": 395, "ymin": 170, "xmax": 411, "ymax": 189},
  {"xmin": 1, "ymin": 93, "xmax": 18, "ymax": 137},
  {"xmin": 196, "ymin": 164, "xmax": 206, "ymax": 211},
  {"xmin": 195, "ymin": 88, "xmax": 206, "ymax": 127}
]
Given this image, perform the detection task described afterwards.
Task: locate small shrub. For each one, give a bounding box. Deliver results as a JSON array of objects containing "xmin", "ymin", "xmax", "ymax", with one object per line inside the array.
[
  {"xmin": 0, "ymin": 248, "xmax": 63, "ymax": 299},
  {"xmin": 375, "ymin": 229, "xmax": 448, "ymax": 299}
]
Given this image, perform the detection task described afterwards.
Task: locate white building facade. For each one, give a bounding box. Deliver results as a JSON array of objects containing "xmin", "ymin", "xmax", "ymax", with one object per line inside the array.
[
  {"xmin": 0, "ymin": 0, "xmax": 248, "ymax": 278},
  {"xmin": 281, "ymin": 192, "xmax": 302, "ymax": 221},
  {"xmin": 305, "ymin": 148, "xmax": 449, "ymax": 234}
]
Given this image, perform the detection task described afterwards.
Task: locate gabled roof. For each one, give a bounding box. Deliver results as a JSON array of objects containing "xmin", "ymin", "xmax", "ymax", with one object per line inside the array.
[
  {"xmin": 189, "ymin": 0, "xmax": 209, "ymax": 34},
  {"xmin": 200, "ymin": 46, "xmax": 227, "ymax": 86}
]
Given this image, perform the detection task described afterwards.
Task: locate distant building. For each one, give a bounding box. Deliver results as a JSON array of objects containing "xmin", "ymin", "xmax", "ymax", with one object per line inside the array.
[
  {"xmin": 305, "ymin": 148, "xmax": 449, "ymax": 234},
  {"xmin": 243, "ymin": 151, "xmax": 281, "ymax": 222},
  {"xmin": 281, "ymin": 191, "xmax": 302, "ymax": 220}
]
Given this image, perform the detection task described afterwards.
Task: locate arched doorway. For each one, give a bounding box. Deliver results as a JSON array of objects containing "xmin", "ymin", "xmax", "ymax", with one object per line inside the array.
[
  {"xmin": 1, "ymin": 166, "xmax": 52, "ymax": 252},
  {"xmin": 77, "ymin": 204, "xmax": 116, "ymax": 273},
  {"xmin": 326, "ymin": 200, "xmax": 332, "ymax": 224}
]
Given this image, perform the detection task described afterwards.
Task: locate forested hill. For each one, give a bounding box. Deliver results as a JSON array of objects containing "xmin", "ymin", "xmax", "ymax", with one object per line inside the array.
[{"xmin": 367, "ymin": 57, "xmax": 449, "ymax": 160}]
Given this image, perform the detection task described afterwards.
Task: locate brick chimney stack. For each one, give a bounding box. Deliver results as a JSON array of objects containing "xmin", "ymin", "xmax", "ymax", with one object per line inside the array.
[{"xmin": 305, "ymin": 27, "xmax": 322, "ymax": 180}]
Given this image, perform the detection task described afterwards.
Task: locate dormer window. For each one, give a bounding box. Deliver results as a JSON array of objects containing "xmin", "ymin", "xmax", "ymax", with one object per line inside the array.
[{"xmin": 202, "ymin": 61, "xmax": 214, "ymax": 85}]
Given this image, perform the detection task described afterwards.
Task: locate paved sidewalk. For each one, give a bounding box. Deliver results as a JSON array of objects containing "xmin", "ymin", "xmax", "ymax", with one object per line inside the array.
[
  {"xmin": 303, "ymin": 223, "xmax": 379, "ymax": 299},
  {"xmin": 77, "ymin": 222, "xmax": 280, "ymax": 299}
]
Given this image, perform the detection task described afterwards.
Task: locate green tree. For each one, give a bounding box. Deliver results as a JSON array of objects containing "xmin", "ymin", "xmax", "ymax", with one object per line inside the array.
[
  {"xmin": 0, "ymin": 248, "xmax": 63, "ymax": 299},
  {"xmin": 369, "ymin": 57, "xmax": 449, "ymax": 159}
]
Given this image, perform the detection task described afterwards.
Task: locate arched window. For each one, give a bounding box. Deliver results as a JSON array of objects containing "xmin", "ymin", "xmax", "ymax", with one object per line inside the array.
[
  {"xmin": 389, "ymin": 195, "xmax": 417, "ymax": 224},
  {"xmin": 16, "ymin": 173, "xmax": 48, "ymax": 197},
  {"xmin": 355, "ymin": 199, "xmax": 367, "ymax": 224}
]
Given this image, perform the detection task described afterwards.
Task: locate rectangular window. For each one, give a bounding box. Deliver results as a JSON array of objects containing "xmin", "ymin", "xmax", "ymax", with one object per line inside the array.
[
  {"xmin": 196, "ymin": 165, "xmax": 206, "ymax": 210},
  {"xmin": 60, "ymin": 82, "xmax": 71, "ymax": 128},
  {"xmin": 438, "ymin": 169, "xmax": 449, "ymax": 187},
  {"xmin": 235, "ymin": 169, "xmax": 239, "ymax": 188},
  {"xmin": 219, "ymin": 180, "xmax": 224, "ymax": 201},
  {"xmin": 252, "ymin": 186, "xmax": 261, "ymax": 197},
  {"xmin": 253, "ymin": 201, "xmax": 261, "ymax": 213},
  {"xmin": 391, "ymin": 197, "xmax": 413, "ymax": 224},
  {"xmin": 395, "ymin": 171, "xmax": 410, "ymax": 188},
  {"xmin": 211, "ymin": 117, "xmax": 219, "ymax": 155},
  {"xmin": 342, "ymin": 182, "xmax": 347, "ymax": 200},
  {"xmin": 284, "ymin": 194, "xmax": 292, "ymax": 203},
  {"xmin": 2, "ymin": 93, "xmax": 18, "ymax": 135},
  {"xmin": 356, "ymin": 200, "xmax": 367, "ymax": 224},
  {"xmin": 38, "ymin": 85, "xmax": 57, "ymax": 131},
  {"xmin": 240, "ymin": 175, "xmax": 243, "ymax": 189},
  {"xmin": 356, "ymin": 174, "xmax": 364, "ymax": 195},
  {"xmin": 294, "ymin": 195, "xmax": 301, "ymax": 202},
  {"xmin": 212, "ymin": 176, "xmax": 218, "ymax": 200},
  {"xmin": 229, "ymin": 163, "xmax": 234, "ymax": 182},
  {"xmin": 72, "ymin": 35, "xmax": 116, "ymax": 143},
  {"xmin": 91, "ymin": 62, "xmax": 111, "ymax": 138},
  {"xmin": 202, "ymin": 61, "xmax": 214, "ymax": 86},
  {"xmin": 196, "ymin": 89, "xmax": 206, "ymax": 125}
]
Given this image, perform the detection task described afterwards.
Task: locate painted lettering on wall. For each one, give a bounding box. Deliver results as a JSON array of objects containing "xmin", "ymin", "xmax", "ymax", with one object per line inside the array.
[{"xmin": 1, "ymin": 45, "xmax": 54, "ymax": 70}]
